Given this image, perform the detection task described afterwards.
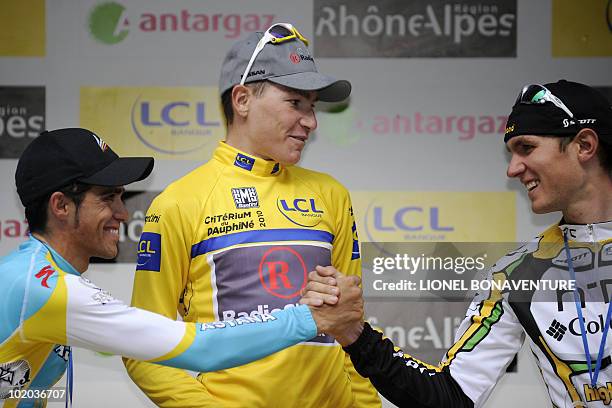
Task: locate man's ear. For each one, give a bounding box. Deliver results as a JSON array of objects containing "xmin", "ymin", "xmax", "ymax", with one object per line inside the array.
[
  {"xmin": 232, "ymin": 85, "xmax": 251, "ymax": 119},
  {"xmin": 573, "ymin": 128, "xmax": 599, "ymax": 163},
  {"xmin": 48, "ymin": 192, "xmax": 72, "ymax": 222}
]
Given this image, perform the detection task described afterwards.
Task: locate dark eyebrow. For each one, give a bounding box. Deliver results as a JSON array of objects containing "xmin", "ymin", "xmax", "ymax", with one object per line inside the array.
[{"xmin": 99, "ymin": 186, "xmax": 125, "ymax": 195}]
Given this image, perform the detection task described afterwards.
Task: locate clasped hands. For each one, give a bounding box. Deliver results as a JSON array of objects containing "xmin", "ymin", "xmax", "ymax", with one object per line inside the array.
[{"xmin": 299, "ymin": 266, "xmax": 364, "ymax": 346}]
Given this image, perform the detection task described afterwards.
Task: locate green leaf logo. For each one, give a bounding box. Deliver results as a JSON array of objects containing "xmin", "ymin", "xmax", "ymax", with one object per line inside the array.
[{"xmin": 89, "ymin": 2, "xmax": 129, "ymax": 45}]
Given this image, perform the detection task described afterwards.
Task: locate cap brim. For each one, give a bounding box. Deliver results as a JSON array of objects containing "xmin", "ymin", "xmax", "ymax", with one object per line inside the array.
[
  {"xmin": 78, "ymin": 157, "xmax": 154, "ymax": 186},
  {"xmin": 268, "ymin": 72, "xmax": 351, "ymax": 102}
]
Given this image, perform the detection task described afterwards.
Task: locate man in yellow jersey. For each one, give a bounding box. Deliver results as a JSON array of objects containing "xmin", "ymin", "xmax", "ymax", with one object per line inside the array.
[
  {"xmin": 1, "ymin": 128, "xmax": 363, "ymax": 408},
  {"xmin": 124, "ymin": 23, "xmax": 381, "ymax": 407}
]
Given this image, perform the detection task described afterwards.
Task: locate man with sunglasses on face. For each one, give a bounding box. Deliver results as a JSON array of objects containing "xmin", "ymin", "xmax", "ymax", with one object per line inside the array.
[
  {"xmin": 124, "ymin": 23, "xmax": 381, "ymax": 407},
  {"xmin": 303, "ymin": 80, "xmax": 612, "ymax": 407}
]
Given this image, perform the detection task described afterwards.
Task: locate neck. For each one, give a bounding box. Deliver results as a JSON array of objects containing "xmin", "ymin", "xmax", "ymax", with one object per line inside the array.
[
  {"xmin": 226, "ymin": 126, "xmax": 270, "ymax": 161},
  {"xmin": 562, "ymin": 173, "xmax": 612, "ymax": 224},
  {"xmin": 33, "ymin": 231, "xmax": 88, "ymax": 274}
]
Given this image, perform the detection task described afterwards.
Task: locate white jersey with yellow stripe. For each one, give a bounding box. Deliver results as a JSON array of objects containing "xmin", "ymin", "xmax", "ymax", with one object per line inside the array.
[
  {"xmin": 345, "ymin": 221, "xmax": 612, "ymax": 408},
  {"xmin": 0, "ymin": 236, "xmax": 316, "ymax": 407}
]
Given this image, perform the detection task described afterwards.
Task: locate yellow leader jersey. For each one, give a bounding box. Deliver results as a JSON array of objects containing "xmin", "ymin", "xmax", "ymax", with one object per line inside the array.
[{"xmin": 124, "ymin": 142, "xmax": 380, "ymax": 407}]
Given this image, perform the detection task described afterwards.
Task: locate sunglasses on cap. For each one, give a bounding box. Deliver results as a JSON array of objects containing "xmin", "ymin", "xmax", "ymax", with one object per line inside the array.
[
  {"xmin": 239, "ymin": 23, "xmax": 309, "ymax": 86},
  {"xmin": 516, "ymin": 84, "xmax": 575, "ymax": 118}
]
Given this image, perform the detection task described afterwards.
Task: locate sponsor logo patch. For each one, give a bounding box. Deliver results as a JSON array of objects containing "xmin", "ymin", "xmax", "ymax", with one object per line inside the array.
[
  {"xmin": 35, "ymin": 265, "xmax": 54, "ymax": 288},
  {"xmin": 232, "ymin": 187, "xmax": 259, "ymax": 209},
  {"xmin": 136, "ymin": 232, "xmax": 161, "ymax": 271},
  {"xmin": 546, "ymin": 319, "xmax": 567, "ymax": 341},
  {"xmin": 234, "ymin": 153, "xmax": 255, "ymax": 171},
  {"xmin": 584, "ymin": 382, "xmax": 612, "ymax": 405},
  {"xmin": 213, "ymin": 244, "xmax": 333, "ymax": 344},
  {"xmin": 314, "ymin": 0, "xmax": 517, "ymax": 57},
  {"xmin": 258, "ymin": 246, "xmax": 308, "ymax": 299},
  {"xmin": 552, "ymin": 247, "xmax": 593, "ymax": 271},
  {"xmin": 277, "ymin": 197, "xmax": 324, "ymax": 227}
]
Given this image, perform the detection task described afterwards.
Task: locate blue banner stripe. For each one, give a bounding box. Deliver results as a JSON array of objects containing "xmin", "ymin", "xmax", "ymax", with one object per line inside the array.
[{"xmin": 191, "ymin": 229, "xmax": 334, "ymax": 258}]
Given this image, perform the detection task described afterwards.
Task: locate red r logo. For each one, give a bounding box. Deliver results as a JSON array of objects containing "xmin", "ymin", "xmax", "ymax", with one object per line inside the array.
[
  {"xmin": 289, "ymin": 53, "xmax": 300, "ymax": 64},
  {"xmin": 258, "ymin": 247, "xmax": 307, "ymax": 299}
]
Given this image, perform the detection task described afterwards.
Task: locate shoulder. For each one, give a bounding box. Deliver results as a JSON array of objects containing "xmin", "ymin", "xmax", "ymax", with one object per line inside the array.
[
  {"xmin": 490, "ymin": 223, "xmax": 560, "ymax": 275},
  {"xmin": 287, "ymin": 166, "xmax": 350, "ymax": 196},
  {"xmin": 150, "ymin": 160, "xmax": 223, "ymax": 211}
]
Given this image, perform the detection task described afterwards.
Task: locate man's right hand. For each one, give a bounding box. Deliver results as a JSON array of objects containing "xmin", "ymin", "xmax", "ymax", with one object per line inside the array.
[{"xmin": 299, "ymin": 266, "xmax": 364, "ymax": 347}]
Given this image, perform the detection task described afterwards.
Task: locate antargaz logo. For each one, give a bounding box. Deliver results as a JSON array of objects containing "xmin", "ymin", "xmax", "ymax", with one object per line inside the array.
[
  {"xmin": 87, "ymin": 3, "xmax": 276, "ymax": 45},
  {"xmin": 89, "ymin": 2, "xmax": 129, "ymax": 45}
]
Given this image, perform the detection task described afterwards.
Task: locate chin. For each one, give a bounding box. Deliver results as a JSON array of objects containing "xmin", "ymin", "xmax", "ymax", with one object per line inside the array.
[{"xmin": 530, "ymin": 201, "xmax": 556, "ymax": 215}]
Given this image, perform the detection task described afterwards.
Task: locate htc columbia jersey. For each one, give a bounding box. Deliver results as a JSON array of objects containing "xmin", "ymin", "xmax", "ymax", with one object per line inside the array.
[{"xmin": 125, "ymin": 142, "xmax": 380, "ymax": 407}]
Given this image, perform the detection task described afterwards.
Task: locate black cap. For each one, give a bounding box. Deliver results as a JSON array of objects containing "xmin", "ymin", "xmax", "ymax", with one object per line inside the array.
[
  {"xmin": 15, "ymin": 128, "xmax": 154, "ymax": 207},
  {"xmin": 504, "ymin": 80, "xmax": 612, "ymax": 143}
]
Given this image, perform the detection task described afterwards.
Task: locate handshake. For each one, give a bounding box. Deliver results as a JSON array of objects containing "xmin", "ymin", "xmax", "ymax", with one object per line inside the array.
[{"xmin": 299, "ymin": 266, "xmax": 364, "ymax": 347}]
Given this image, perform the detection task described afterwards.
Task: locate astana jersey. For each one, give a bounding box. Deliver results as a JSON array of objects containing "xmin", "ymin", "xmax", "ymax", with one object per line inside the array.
[
  {"xmin": 0, "ymin": 236, "xmax": 317, "ymax": 408},
  {"xmin": 125, "ymin": 142, "xmax": 381, "ymax": 407},
  {"xmin": 345, "ymin": 221, "xmax": 612, "ymax": 408}
]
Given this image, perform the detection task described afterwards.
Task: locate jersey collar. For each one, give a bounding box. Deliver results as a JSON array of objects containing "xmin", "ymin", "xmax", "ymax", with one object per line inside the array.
[
  {"xmin": 558, "ymin": 220, "xmax": 612, "ymax": 243},
  {"xmin": 214, "ymin": 141, "xmax": 282, "ymax": 177},
  {"xmin": 27, "ymin": 235, "xmax": 81, "ymax": 276}
]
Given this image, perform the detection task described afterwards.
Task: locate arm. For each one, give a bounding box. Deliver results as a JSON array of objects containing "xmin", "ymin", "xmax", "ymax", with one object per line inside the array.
[
  {"xmin": 330, "ymin": 187, "xmax": 382, "ymax": 407},
  {"xmin": 344, "ymin": 323, "xmax": 473, "ymax": 408},
  {"xmin": 25, "ymin": 273, "xmax": 317, "ymax": 371},
  {"xmin": 344, "ymin": 291, "xmax": 524, "ymax": 408}
]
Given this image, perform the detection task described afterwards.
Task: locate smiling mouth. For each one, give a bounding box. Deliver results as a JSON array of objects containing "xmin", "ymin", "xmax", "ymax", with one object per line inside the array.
[
  {"xmin": 104, "ymin": 228, "xmax": 119, "ymax": 237},
  {"xmin": 289, "ymin": 136, "xmax": 307, "ymax": 143},
  {"xmin": 525, "ymin": 180, "xmax": 539, "ymax": 191}
]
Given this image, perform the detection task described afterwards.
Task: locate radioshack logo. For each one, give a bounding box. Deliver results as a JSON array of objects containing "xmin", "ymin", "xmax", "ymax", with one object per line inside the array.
[
  {"xmin": 314, "ymin": 0, "xmax": 517, "ymax": 57},
  {"xmin": 546, "ymin": 319, "xmax": 566, "ymax": 341},
  {"xmin": 232, "ymin": 187, "xmax": 259, "ymax": 209},
  {"xmin": 81, "ymin": 87, "xmax": 223, "ymax": 159},
  {"xmin": 88, "ymin": 1, "xmax": 275, "ymax": 44},
  {"xmin": 258, "ymin": 247, "xmax": 307, "ymax": 299},
  {"xmin": 289, "ymin": 53, "xmax": 300, "ymax": 64},
  {"xmin": 277, "ymin": 198, "xmax": 324, "ymax": 227},
  {"xmin": 0, "ymin": 87, "xmax": 45, "ymax": 158},
  {"xmin": 291, "ymin": 48, "xmax": 314, "ymax": 63}
]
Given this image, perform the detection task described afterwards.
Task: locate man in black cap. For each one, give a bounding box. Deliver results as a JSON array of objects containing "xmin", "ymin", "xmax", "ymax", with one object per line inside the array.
[
  {"xmin": 303, "ymin": 80, "xmax": 612, "ymax": 407},
  {"xmin": 0, "ymin": 128, "xmax": 362, "ymax": 407},
  {"xmin": 125, "ymin": 23, "xmax": 381, "ymax": 407}
]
